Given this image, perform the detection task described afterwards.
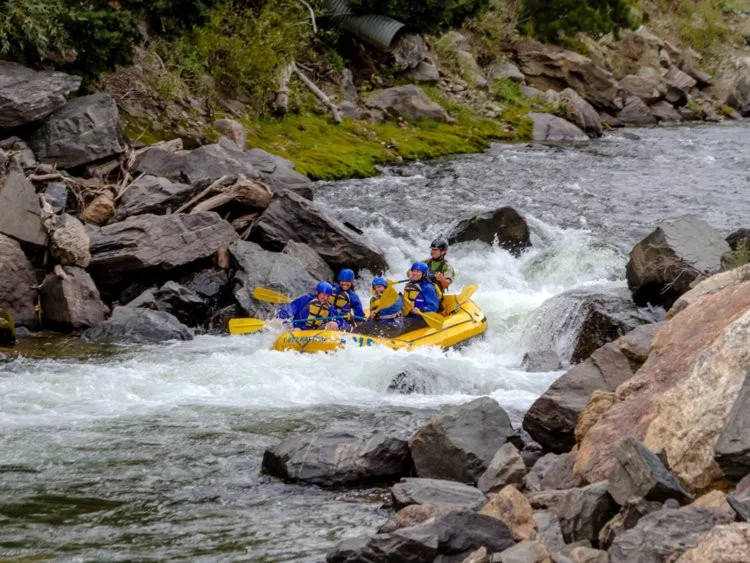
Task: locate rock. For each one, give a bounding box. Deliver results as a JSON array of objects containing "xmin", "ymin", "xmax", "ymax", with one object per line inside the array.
[
  {"xmin": 556, "ymin": 482, "xmax": 618, "ymax": 544},
  {"xmin": 213, "ymin": 118, "xmax": 247, "ymax": 148},
  {"xmin": 390, "ymin": 34, "xmax": 426, "ymax": 71},
  {"xmin": 0, "ymin": 234, "xmax": 38, "ymax": 326},
  {"xmin": 0, "ymin": 308, "xmax": 15, "ymax": 346},
  {"xmin": 534, "ymin": 511, "xmax": 566, "ymax": 551},
  {"xmin": 128, "ymin": 281, "xmax": 208, "ymax": 327},
  {"xmin": 716, "ymin": 57, "xmax": 750, "ymax": 116},
  {"xmin": 650, "ymin": 101, "xmax": 682, "ymax": 123},
  {"xmin": 229, "ymin": 240, "xmax": 316, "ymax": 318},
  {"xmin": 574, "ymin": 279, "xmax": 750, "ymax": 488},
  {"xmin": 690, "ymin": 490, "xmax": 733, "ymax": 514},
  {"xmin": 0, "ymin": 161, "xmax": 47, "ymax": 247},
  {"xmin": 39, "ymin": 267, "xmax": 108, "ymax": 330},
  {"xmin": 0, "ymin": 62, "xmax": 81, "ymax": 128},
  {"xmin": 446, "ymin": 206, "xmax": 531, "ymax": 257},
  {"xmin": 664, "ymin": 85, "xmax": 688, "ymax": 108},
  {"xmin": 250, "ymin": 189, "xmax": 387, "ymax": 273},
  {"xmin": 133, "ymin": 147, "xmax": 189, "ymax": 180},
  {"xmin": 49, "ymin": 214, "xmax": 90, "ymax": 268},
  {"xmin": 477, "ymin": 443, "xmax": 527, "ymax": 494},
  {"xmin": 727, "ymin": 228, "xmax": 750, "ymax": 251},
  {"xmin": 84, "ymin": 306, "xmax": 193, "ymax": 343},
  {"xmin": 616, "ymin": 96, "xmax": 656, "ymax": 125},
  {"xmin": 619, "ymin": 74, "xmax": 666, "ymax": 104},
  {"xmin": 607, "ymin": 437, "xmax": 692, "ymax": 505},
  {"xmin": 409, "ymin": 397, "xmax": 516, "ymax": 483},
  {"xmin": 728, "ymin": 491, "xmax": 750, "ymax": 522},
  {"xmin": 89, "ymin": 212, "xmax": 238, "ymax": 289},
  {"xmin": 114, "ymin": 175, "xmax": 195, "ymax": 220},
  {"xmin": 456, "ymin": 50, "xmax": 488, "ymax": 88},
  {"xmin": 282, "ymin": 241, "xmax": 334, "ymax": 282},
  {"xmin": 262, "ymin": 431, "xmax": 412, "ymax": 487},
  {"xmin": 608, "ymin": 506, "xmax": 734, "ymax": 563},
  {"xmin": 3, "ymin": 139, "xmax": 38, "ymax": 170},
  {"xmin": 575, "ymin": 391, "xmax": 615, "ymax": 446},
  {"xmin": 181, "ymin": 140, "xmax": 259, "ymax": 185},
  {"xmin": 364, "ymin": 85, "xmax": 451, "ymax": 122},
  {"xmin": 378, "ymin": 504, "xmax": 455, "ymax": 534},
  {"xmin": 714, "ymin": 372, "xmax": 750, "ymax": 481},
  {"xmin": 180, "ymin": 268, "xmax": 229, "ymax": 302},
  {"xmin": 539, "ymin": 452, "xmax": 583, "ymax": 491},
  {"xmin": 30, "ymin": 93, "xmax": 127, "ymax": 169},
  {"xmin": 42, "ymin": 182, "xmax": 69, "ymax": 214},
  {"xmin": 480, "ymin": 485, "xmax": 537, "ymax": 541},
  {"xmin": 527, "ymin": 489, "xmax": 568, "ymax": 512},
  {"xmin": 462, "ymin": 546, "xmax": 489, "ymax": 563},
  {"xmin": 391, "ymin": 478, "xmax": 487, "ymax": 510},
  {"xmin": 326, "ymin": 532, "xmax": 438, "ymax": 563},
  {"xmin": 342, "ymin": 68, "xmax": 358, "ymax": 102},
  {"xmin": 664, "ymin": 65, "xmax": 697, "ymax": 91},
  {"xmin": 496, "ymin": 540, "xmax": 553, "ymax": 563},
  {"xmin": 488, "ymin": 61, "xmax": 525, "ymax": 84},
  {"xmin": 671, "ymin": 264, "xmax": 750, "ymax": 316},
  {"xmin": 529, "ymin": 113, "xmax": 589, "ymax": 142},
  {"xmin": 569, "ymin": 547, "xmax": 608, "ymax": 563},
  {"xmin": 522, "ymin": 350, "xmax": 562, "ymax": 372},
  {"xmin": 513, "ymin": 39, "xmax": 620, "ymax": 111},
  {"xmin": 525, "ymin": 454, "xmax": 559, "ymax": 492},
  {"xmin": 406, "ymin": 61, "xmax": 440, "ymax": 84},
  {"xmin": 615, "ymin": 322, "xmax": 663, "ymax": 369},
  {"xmin": 676, "ymin": 523, "xmax": 750, "ymax": 563},
  {"xmin": 83, "ymin": 192, "xmax": 116, "ymax": 225},
  {"xmin": 523, "ymin": 343, "xmax": 637, "ymax": 452},
  {"xmin": 605, "ymin": 28, "xmax": 664, "ymax": 79},
  {"xmin": 626, "ymin": 216, "xmax": 730, "ymax": 308},
  {"xmin": 244, "ymin": 147, "xmax": 312, "ymax": 194},
  {"xmin": 558, "ymin": 89, "xmax": 603, "ymax": 138},
  {"xmin": 598, "ymin": 498, "xmax": 663, "ymax": 550}
]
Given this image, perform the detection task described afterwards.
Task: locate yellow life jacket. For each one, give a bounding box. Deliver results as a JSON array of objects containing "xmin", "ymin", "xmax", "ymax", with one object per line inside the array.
[
  {"xmin": 332, "ymin": 289, "xmax": 352, "ymax": 312},
  {"xmin": 370, "ymin": 295, "xmax": 400, "ymax": 320},
  {"xmin": 304, "ymin": 299, "xmax": 334, "ymax": 329},
  {"xmin": 403, "ymin": 282, "xmax": 421, "ymax": 315}
]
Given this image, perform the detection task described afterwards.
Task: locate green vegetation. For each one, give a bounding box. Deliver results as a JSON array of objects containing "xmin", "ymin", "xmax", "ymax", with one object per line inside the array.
[
  {"xmin": 348, "ymin": 0, "xmax": 490, "ymax": 34},
  {"xmin": 518, "ymin": 0, "xmax": 634, "ymax": 44}
]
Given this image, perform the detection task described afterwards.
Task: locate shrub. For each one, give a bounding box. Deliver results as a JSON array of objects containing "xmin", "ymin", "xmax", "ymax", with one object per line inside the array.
[
  {"xmin": 0, "ymin": 0, "xmax": 68, "ymax": 64},
  {"xmin": 348, "ymin": 0, "xmax": 490, "ymax": 34},
  {"xmin": 518, "ymin": 0, "xmax": 634, "ymax": 44}
]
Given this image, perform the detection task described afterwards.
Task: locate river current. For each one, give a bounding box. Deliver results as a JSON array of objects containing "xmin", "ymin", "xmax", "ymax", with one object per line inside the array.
[{"xmin": 1, "ymin": 123, "xmax": 749, "ymax": 561}]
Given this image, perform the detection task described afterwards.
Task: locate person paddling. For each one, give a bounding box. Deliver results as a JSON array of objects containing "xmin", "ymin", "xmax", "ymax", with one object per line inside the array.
[
  {"xmin": 331, "ymin": 269, "xmax": 365, "ymax": 331},
  {"xmin": 425, "ymin": 237, "xmax": 455, "ymax": 291},
  {"xmin": 402, "ymin": 262, "xmax": 440, "ymax": 333},
  {"xmin": 355, "ymin": 277, "xmax": 404, "ymax": 338},
  {"xmin": 277, "ymin": 281, "xmax": 339, "ymax": 331}
]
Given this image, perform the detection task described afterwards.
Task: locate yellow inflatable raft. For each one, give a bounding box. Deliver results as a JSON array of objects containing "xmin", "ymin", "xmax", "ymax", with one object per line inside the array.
[{"xmin": 272, "ymin": 294, "xmax": 487, "ymax": 354}]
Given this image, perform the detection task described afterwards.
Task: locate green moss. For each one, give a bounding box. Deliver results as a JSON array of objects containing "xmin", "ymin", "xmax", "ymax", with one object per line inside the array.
[{"xmin": 121, "ymin": 115, "xmax": 173, "ymax": 146}]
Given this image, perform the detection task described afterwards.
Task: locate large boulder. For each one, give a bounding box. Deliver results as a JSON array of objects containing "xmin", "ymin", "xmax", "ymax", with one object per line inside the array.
[
  {"xmin": 39, "ymin": 267, "xmax": 108, "ymax": 330},
  {"xmin": 88, "ymin": 212, "xmax": 239, "ymax": 289},
  {"xmin": 282, "ymin": 241, "xmax": 334, "ymax": 281},
  {"xmin": 446, "ymin": 206, "xmax": 531, "ymax": 257},
  {"xmin": 555, "ymin": 482, "xmax": 618, "ymax": 544},
  {"xmin": 714, "ymin": 372, "xmax": 750, "ymax": 481},
  {"xmin": 716, "ymin": 57, "xmax": 750, "ymax": 116},
  {"xmin": 249, "ymin": 189, "xmax": 387, "ymax": 273},
  {"xmin": 650, "ymin": 101, "xmax": 683, "ymax": 123},
  {"xmin": 391, "ymin": 478, "xmax": 487, "ymax": 510},
  {"xmin": 49, "ymin": 214, "xmax": 90, "ymax": 268},
  {"xmin": 30, "ymin": 93, "xmax": 128, "ymax": 169},
  {"xmin": 0, "ymin": 160, "xmax": 47, "ymax": 247},
  {"xmin": 326, "ymin": 532, "xmax": 438, "ymax": 562},
  {"xmin": 529, "ymin": 113, "xmax": 589, "ymax": 142},
  {"xmin": 616, "ymin": 96, "xmax": 656, "ymax": 125},
  {"xmin": 675, "ymin": 523, "xmax": 750, "ymax": 563},
  {"xmin": 618, "ymin": 73, "xmax": 666, "ymax": 104},
  {"xmin": 113, "ymin": 175, "xmax": 196, "ymax": 221},
  {"xmin": 477, "ymin": 442, "xmax": 527, "ymax": 494},
  {"xmin": 608, "ymin": 506, "xmax": 734, "ymax": 563},
  {"xmin": 84, "ymin": 306, "xmax": 193, "ymax": 343},
  {"xmin": 0, "ymin": 234, "xmax": 38, "ymax": 326},
  {"xmin": 598, "ymin": 498, "xmax": 663, "ymax": 549},
  {"xmin": 574, "ymin": 278, "xmax": 750, "ymax": 490},
  {"xmin": 126, "ymin": 281, "xmax": 208, "ymax": 328},
  {"xmin": 409, "ymin": 397, "xmax": 517, "ymax": 483},
  {"xmin": 558, "ymin": 88, "xmax": 603, "ymax": 138},
  {"xmin": 604, "ymin": 28, "xmax": 664, "ymax": 79},
  {"xmin": 262, "ymin": 431, "xmax": 412, "ymax": 487},
  {"xmin": 0, "ymin": 62, "xmax": 81, "ymax": 128},
  {"xmin": 364, "ymin": 85, "xmax": 451, "ymax": 122},
  {"xmin": 626, "ymin": 216, "xmax": 730, "ymax": 308},
  {"xmin": 229, "ymin": 240, "xmax": 316, "ymax": 318}
]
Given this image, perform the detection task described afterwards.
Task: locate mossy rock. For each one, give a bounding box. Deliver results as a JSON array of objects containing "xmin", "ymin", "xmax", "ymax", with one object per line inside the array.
[{"xmin": 0, "ymin": 308, "xmax": 16, "ymax": 346}]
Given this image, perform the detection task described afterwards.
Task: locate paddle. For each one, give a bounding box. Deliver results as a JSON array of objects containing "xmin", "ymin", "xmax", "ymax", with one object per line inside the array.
[
  {"xmin": 253, "ymin": 287, "xmax": 292, "ymax": 304},
  {"xmin": 447, "ymin": 284, "xmax": 478, "ymax": 315},
  {"xmin": 228, "ymin": 318, "xmax": 266, "ymax": 335}
]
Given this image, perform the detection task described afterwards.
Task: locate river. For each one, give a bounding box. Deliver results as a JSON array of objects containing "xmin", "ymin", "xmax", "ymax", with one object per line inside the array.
[{"xmin": 1, "ymin": 123, "xmax": 748, "ymax": 561}]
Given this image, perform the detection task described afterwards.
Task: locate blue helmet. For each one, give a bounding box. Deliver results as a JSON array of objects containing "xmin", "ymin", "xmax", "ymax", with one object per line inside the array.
[
  {"xmin": 411, "ymin": 262, "xmax": 429, "ymax": 276},
  {"xmin": 315, "ymin": 281, "xmax": 334, "ymax": 295},
  {"xmin": 372, "ymin": 276, "xmax": 388, "ymax": 289},
  {"xmin": 338, "ymin": 268, "xmax": 355, "ymax": 282}
]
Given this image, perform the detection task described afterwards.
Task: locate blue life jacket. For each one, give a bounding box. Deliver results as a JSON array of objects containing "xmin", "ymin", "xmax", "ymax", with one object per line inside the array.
[
  {"xmin": 403, "ymin": 280, "xmax": 440, "ymax": 316},
  {"xmin": 332, "ymin": 286, "xmax": 365, "ymax": 322},
  {"xmin": 277, "ymin": 293, "xmax": 334, "ymax": 329},
  {"xmin": 370, "ymin": 294, "xmax": 404, "ymax": 327}
]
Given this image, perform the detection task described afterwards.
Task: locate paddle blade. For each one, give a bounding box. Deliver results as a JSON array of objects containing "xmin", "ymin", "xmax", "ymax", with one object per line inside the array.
[
  {"xmin": 376, "ymin": 285, "xmax": 400, "ymax": 311},
  {"xmin": 228, "ymin": 318, "xmax": 266, "ymax": 335},
  {"xmin": 253, "ymin": 287, "xmax": 292, "ymax": 304},
  {"xmin": 457, "ymin": 284, "xmax": 478, "ymax": 305},
  {"xmin": 419, "ymin": 311, "xmax": 445, "ymax": 331}
]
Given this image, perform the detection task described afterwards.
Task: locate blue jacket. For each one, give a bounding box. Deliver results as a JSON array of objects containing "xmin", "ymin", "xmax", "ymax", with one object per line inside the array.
[
  {"xmin": 370, "ymin": 295, "xmax": 404, "ymax": 327},
  {"xmin": 277, "ymin": 294, "xmax": 334, "ymax": 328},
  {"xmin": 332, "ymin": 287, "xmax": 365, "ymax": 329},
  {"xmin": 404, "ymin": 280, "xmax": 440, "ymax": 316}
]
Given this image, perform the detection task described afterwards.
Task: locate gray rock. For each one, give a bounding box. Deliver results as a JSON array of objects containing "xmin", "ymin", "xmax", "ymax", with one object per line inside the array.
[
  {"xmin": 616, "ymin": 96, "xmax": 656, "ymax": 125},
  {"xmin": 530, "ymin": 113, "xmax": 589, "ymax": 142},
  {"xmin": 244, "ymin": 146, "xmax": 312, "ymax": 194},
  {"xmin": 608, "ymin": 437, "xmax": 692, "ymax": 505},
  {"xmin": 364, "ymin": 85, "xmax": 451, "ymax": 122},
  {"xmin": 88, "ymin": 212, "xmax": 238, "ymax": 290},
  {"xmin": 114, "ymin": 175, "xmax": 195, "ymax": 220},
  {"xmin": 133, "ymin": 147, "xmax": 187, "ymax": 180},
  {"xmin": 521, "ymin": 350, "xmax": 562, "ymax": 372},
  {"xmin": 598, "ymin": 498, "xmax": 664, "ymax": 550},
  {"xmin": 0, "ymin": 161, "xmax": 47, "ymax": 247},
  {"xmin": 30, "ymin": 93, "xmax": 127, "ymax": 169},
  {"xmin": 409, "ymin": 397, "xmax": 517, "ymax": 483},
  {"xmin": 262, "ymin": 431, "xmax": 412, "ymax": 487},
  {"xmin": 665, "ymin": 85, "xmax": 688, "ymax": 108},
  {"xmin": 84, "ymin": 306, "xmax": 193, "ymax": 343},
  {"xmin": 342, "ymin": 68, "xmax": 358, "ymax": 102},
  {"xmin": 391, "ymin": 34, "xmax": 426, "ymax": 71},
  {"xmin": 664, "ymin": 65, "xmax": 697, "ymax": 91},
  {"xmin": 540, "ymin": 452, "xmax": 583, "ymax": 491},
  {"xmin": 567, "ymin": 546, "xmax": 608, "ymax": 563},
  {"xmin": 42, "ymin": 182, "xmax": 69, "ymax": 214},
  {"xmin": 127, "ymin": 281, "xmax": 208, "ymax": 327},
  {"xmin": 446, "ymin": 206, "xmax": 531, "ymax": 257},
  {"xmin": 608, "ymin": 506, "xmax": 734, "ymax": 563},
  {"xmin": 406, "ymin": 61, "xmax": 440, "ymax": 84},
  {"xmin": 626, "ymin": 216, "xmax": 730, "ymax": 308},
  {"xmin": 714, "ymin": 374, "xmax": 750, "ymax": 481},
  {"xmin": 527, "ymin": 489, "xmax": 569, "ymax": 512},
  {"xmin": 497, "ymin": 540, "xmax": 553, "ymax": 563},
  {"xmin": 181, "ymin": 139, "xmax": 258, "ymax": 185},
  {"xmin": 180, "ymin": 268, "xmax": 229, "ymax": 301},
  {"xmin": 615, "ymin": 322, "xmax": 664, "ymax": 369},
  {"xmin": 0, "ymin": 62, "xmax": 81, "ymax": 128},
  {"xmin": 650, "ymin": 101, "xmax": 682, "ymax": 123},
  {"xmin": 726, "ymin": 228, "xmax": 750, "ymax": 251},
  {"xmin": 488, "ymin": 61, "xmax": 525, "ymax": 84},
  {"xmin": 326, "ymin": 533, "xmax": 437, "ymax": 563},
  {"xmin": 213, "ymin": 118, "xmax": 247, "ymax": 148},
  {"xmin": 718, "ymin": 57, "xmax": 750, "ymax": 116},
  {"xmin": 39, "ymin": 267, "xmax": 108, "ymax": 330},
  {"xmin": 477, "ymin": 443, "xmax": 527, "ymax": 494},
  {"xmin": 558, "ymin": 89, "xmax": 603, "ymax": 137},
  {"xmin": 533, "ymin": 511, "xmax": 566, "ymax": 551},
  {"xmin": 525, "ymin": 453, "xmax": 560, "ymax": 492},
  {"xmin": 556, "ymin": 482, "xmax": 618, "ymax": 544},
  {"xmin": 249, "ymin": 189, "xmax": 388, "ymax": 273},
  {"xmin": 619, "ymin": 74, "xmax": 666, "ymax": 104},
  {"xmin": 229, "ymin": 240, "xmax": 316, "ymax": 318},
  {"xmin": 0, "ymin": 233, "xmax": 39, "ymax": 326},
  {"xmin": 282, "ymin": 241, "xmax": 334, "ymax": 281},
  {"xmin": 456, "ymin": 50, "xmax": 488, "ymax": 88},
  {"xmin": 49, "ymin": 214, "xmax": 90, "ymax": 268},
  {"xmin": 391, "ymin": 478, "xmax": 487, "ymax": 510},
  {"xmin": 727, "ymin": 489, "xmax": 749, "ymax": 522}
]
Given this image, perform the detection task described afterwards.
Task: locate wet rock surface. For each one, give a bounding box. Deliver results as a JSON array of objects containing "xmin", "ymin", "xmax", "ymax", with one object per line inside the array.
[
  {"xmin": 446, "ymin": 207, "xmax": 531, "ymax": 256},
  {"xmin": 391, "ymin": 478, "xmax": 487, "ymax": 510},
  {"xmin": 84, "ymin": 306, "xmax": 193, "ymax": 343}
]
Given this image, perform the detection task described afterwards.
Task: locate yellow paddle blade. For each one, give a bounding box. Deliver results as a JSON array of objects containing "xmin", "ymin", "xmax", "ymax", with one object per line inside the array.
[
  {"xmin": 419, "ymin": 311, "xmax": 445, "ymax": 331},
  {"xmin": 252, "ymin": 287, "xmax": 292, "ymax": 304},
  {"xmin": 376, "ymin": 285, "xmax": 400, "ymax": 311},
  {"xmin": 457, "ymin": 284, "xmax": 478, "ymax": 305},
  {"xmin": 228, "ymin": 318, "xmax": 266, "ymax": 335}
]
